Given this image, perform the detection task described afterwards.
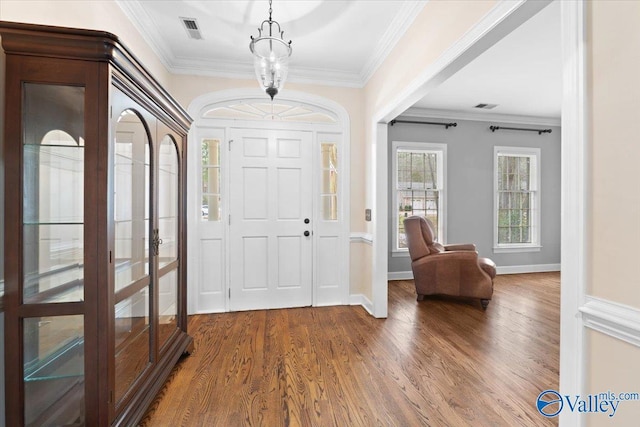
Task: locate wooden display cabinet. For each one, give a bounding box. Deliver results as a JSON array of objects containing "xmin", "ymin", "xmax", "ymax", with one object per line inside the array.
[{"xmin": 1, "ymin": 21, "xmax": 193, "ymax": 426}]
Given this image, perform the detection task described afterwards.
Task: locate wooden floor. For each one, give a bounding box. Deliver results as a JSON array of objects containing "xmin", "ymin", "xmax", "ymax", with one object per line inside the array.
[{"xmin": 140, "ymin": 273, "xmax": 559, "ymax": 426}]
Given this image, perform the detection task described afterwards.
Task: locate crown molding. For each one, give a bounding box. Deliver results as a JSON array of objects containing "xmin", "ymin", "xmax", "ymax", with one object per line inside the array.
[
  {"xmin": 359, "ymin": 0, "xmax": 428, "ymax": 85},
  {"xmin": 117, "ymin": 0, "xmax": 423, "ymax": 88},
  {"xmin": 168, "ymin": 60, "xmax": 363, "ymax": 88},
  {"xmin": 402, "ymin": 107, "xmax": 561, "ymax": 127},
  {"xmin": 115, "ymin": 0, "xmax": 175, "ymax": 70}
]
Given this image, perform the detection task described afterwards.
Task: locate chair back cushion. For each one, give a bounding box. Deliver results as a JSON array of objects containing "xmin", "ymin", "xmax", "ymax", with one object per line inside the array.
[
  {"xmin": 423, "ymin": 218, "xmax": 444, "ymax": 254},
  {"xmin": 404, "ymin": 216, "xmax": 443, "ymax": 261}
]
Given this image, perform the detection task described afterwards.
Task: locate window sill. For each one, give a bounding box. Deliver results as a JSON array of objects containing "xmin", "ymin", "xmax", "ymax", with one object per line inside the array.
[
  {"xmin": 391, "ymin": 250, "xmax": 410, "ymax": 258},
  {"xmin": 493, "ymin": 245, "xmax": 542, "ymax": 254}
]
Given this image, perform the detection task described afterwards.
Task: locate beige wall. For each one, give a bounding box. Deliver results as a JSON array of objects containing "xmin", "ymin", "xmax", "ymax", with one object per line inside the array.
[
  {"xmin": 586, "ymin": 1, "xmax": 640, "ymax": 423},
  {"xmin": 587, "ymin": 331, "xmax": 640, "ymax": 426},
  {"xmin": 364, "ymin": 0, "xmax": 497, "ymax": 117},
  {"xmin": 588, "ymin": 0, "xmax": 640, "ymax": 308},
  {"xmin": 361, "ymin": 0, "xmax": 497, "ymax": 236}
]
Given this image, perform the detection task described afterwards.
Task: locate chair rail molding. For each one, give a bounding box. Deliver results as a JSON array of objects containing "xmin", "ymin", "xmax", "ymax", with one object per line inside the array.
[
  {"xmin": 580, "ymin": 296, "xmax": 640, "ymax": 348},
  {"xmin": 350, "ymin": 232, "xmax": 373, "ymax": 245}
]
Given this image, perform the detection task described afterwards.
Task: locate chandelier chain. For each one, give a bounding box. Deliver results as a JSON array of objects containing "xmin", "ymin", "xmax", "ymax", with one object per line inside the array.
[{"xmin": 268, "ymin": 0, "xmax": 273, "ymax": 22}]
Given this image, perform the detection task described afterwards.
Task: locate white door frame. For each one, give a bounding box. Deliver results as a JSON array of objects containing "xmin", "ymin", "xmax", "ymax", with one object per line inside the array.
[
  {"xmin": 371, "ymin": 1, "xmax": 585, "ymax": 426},
  {"xmin": 187, "ymin": 88, "xmax": 351, "ymax": 314}
]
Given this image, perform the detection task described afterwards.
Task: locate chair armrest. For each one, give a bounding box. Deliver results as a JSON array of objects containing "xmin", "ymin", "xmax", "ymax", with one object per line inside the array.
[
  {"xmin": 444, "ymin": 243, "xmax": 476, "ymax": 251},
  {"xmin": 412, "ymin": 250, "xmax": 479, "ymax": 269}
]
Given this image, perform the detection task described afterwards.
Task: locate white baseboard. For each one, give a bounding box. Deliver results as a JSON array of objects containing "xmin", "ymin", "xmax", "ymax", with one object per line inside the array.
[
  {"xmin": 389, "ymin": 264, "xmax": 560, "ymax": 278},
  {"xmin": 580, "ymin": 296, "xmax": 640, "ymax": 348},
  {"xmin": 496, "ymin": 263, "xmax": 561, "ymax": 275},
  {"xmin": 388, "ymin": 271, "xmax": 413, "ymax": 280},
  {"xmin": 350, "ymin": 294, "xmax": 374, "ymax": 315}
]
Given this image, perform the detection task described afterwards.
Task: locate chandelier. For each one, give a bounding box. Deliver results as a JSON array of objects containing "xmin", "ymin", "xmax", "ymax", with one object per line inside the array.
[{"xmin": 249, "ymin": 0, "xmax": 292, "ymax": 100}]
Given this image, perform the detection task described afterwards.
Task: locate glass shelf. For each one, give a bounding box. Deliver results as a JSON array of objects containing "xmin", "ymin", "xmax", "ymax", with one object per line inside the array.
[{"xmin": 23, "ymin": 315, "xmax": 85, "ymax": 426}]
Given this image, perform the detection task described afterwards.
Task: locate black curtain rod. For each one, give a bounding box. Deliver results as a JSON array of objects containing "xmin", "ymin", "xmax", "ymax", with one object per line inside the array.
[
  {"xmin": 489, "ymin": 125, "xmax": 552, "ymax": 135},
  {"xmin": 389, "ymin": 119, "xmax": 457, "ymax": 129}
]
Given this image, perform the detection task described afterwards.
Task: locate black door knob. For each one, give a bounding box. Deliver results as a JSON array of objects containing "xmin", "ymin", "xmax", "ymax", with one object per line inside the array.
[
  {"xmin": 304, "ymin": 230, "xmax": 310, "ymax": 237},
  {"xmin": 304, "ymin": 218, "xmax": 310, "ymax": 224}
]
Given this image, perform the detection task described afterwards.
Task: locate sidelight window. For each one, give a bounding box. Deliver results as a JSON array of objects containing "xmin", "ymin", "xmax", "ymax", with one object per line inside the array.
[{"xmin": 202, "ymin": 138, "xmax": 221, "ymax": 221}]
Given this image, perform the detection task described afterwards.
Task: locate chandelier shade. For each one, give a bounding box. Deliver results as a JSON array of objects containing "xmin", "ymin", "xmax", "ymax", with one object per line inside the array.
[{"xmin": 249, "ymin": 0, "xmax": 292, "ymax": 100}]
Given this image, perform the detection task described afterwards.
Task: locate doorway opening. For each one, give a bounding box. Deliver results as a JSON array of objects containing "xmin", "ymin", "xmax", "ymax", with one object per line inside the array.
[{"xmin": 186, "ymin": 89, "xmax": 351, "ymax": 313}]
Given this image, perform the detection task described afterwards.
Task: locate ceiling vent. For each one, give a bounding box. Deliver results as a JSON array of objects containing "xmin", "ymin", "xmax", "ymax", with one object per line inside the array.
[
  {"xmin": 474, "ymin": 103, "xmax": 498, "ymax": 110},
  {"xmin": 180, "ymin": 17, "xmax": 203, "ymax": 40}
]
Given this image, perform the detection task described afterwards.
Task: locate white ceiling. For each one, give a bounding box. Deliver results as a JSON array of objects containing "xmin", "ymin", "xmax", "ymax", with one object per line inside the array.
[
  {"xmin": 117, "ymin": 0, "xmax": 561, "ymax": 119},
  {"xmin": 408, "ymin": 0, "xmax": 561, "ymax": 121},
  {"xmin": 116, "ymin": 0, "xmax": 426, "ymax": 87}
]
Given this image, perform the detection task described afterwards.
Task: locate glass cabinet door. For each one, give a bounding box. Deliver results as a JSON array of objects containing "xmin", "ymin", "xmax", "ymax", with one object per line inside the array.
[
  {"xmin": 113, "ymin": 109, "xmax": 152, "ymax": 404},
  {"xmin": 157, "ymin": 135, "xmax": 180, "ymax": 349},
  {"xmin": 22, "ymin": 83, "xmax": 87, "ymax": 426}
]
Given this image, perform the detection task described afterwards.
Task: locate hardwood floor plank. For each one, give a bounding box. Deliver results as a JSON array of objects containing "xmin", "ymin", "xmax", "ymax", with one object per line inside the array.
[{"xmin": 140, "ymin": 272, "xmax": 559, "ymax": 426}]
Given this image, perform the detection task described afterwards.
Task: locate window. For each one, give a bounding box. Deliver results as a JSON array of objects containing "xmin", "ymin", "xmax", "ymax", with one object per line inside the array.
[
  {"xmin": 392, "ymin": 141, "xmax": 446, "ymax": 252},
  {"xmin": 494, "ymin": 146, "xmax": 541, "ymax": 252},
  {"xmin": 321, "ymin": 143, "xmax": 338, "ymax": 220},
  {"xmin": 201, "ymin": 138, "xmax": 221, "ymax": 221}
]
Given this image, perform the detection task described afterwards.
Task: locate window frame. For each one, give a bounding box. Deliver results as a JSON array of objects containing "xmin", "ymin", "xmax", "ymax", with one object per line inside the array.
[
  {"xmin": 493, "ymin": 146, "xmax": 542, "ymax": 253},
  {"xmin": 391, "ymin": 141, "xmax": 447, "ymax": 255},
  {"xmin": 201, "ymin": 137, "xmax": 222, "ymax": 222}
]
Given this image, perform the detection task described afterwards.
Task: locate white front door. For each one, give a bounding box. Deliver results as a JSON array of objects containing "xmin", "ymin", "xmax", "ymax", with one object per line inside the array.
[{"xmin": 229, "ymin": 128, "xmax": 313, "ymax": 311}]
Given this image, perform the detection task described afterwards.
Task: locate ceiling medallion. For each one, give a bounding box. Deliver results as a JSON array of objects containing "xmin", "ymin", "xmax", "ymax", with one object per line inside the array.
[{"xmin": 249, "ymin": 0, "xmax": 292, "ymax": 100}]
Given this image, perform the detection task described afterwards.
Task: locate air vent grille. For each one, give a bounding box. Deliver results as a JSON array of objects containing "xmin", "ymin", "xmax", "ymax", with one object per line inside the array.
[
  {"xmin": 474, "ymin": 103, "xmax": 498, "ymax": 110},
  {"xmin": 180, "ymin": 17, "xmax": 202, "ymax": 40}
]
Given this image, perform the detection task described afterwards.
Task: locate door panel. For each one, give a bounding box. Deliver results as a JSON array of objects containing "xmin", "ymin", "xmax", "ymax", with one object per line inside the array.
[{"xmin": 230, "ymin": 128, "xmax": 312, "ymax": 311}]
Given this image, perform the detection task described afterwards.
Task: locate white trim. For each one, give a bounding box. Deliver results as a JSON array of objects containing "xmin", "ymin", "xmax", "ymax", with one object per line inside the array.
[
  {"xmin": 372, "ymin": 0, "xmax": 547, "ymax": 321},
  {"xmin": 372, "ymin": 5, "xmax": 586, "ymax": 425},
  {"xmin": 349, "ymin": 294, "xmax": 374, "ymax": 316},
  {"xmin": 350, "ymin": 232, "xmax": 373, "ymax": 245},
  {"xmin": 403, "ymin": 107, "xmax": 561, "ymax": 127},
  {"xmin": 391, "ymin": 141, "xmax": 447, "ymax": 250},
  {"xmin": 359, "ymin": 1, "xmax": 428, "ymax": 85},
  {"xmin": 115, "ymin": 0, "xmax": 175, "ymax": 70},
  {"xmin": 391, "ymin": 250, "xmax": 410, "ymax": 258},
  {"xmin": 391, "ymin": 264, "xmax": 561, "ymax": 278},
  {"xmin": 187, "ymin": 89, "xmax": 351, "ymax": 312},
  {"xmin": 580, "ymin": 296, "xmax": 640, "ymax": 349},
  {"xmin": 116, "ymin": 0, "xmax": 426, "ymax": 88},
  {"xmin": 372, "ymin": 122, "xmax": 389, "ymax": 318},
  {"xmin": 559, "ymin": 2, "xmax": 588, "ymax": 427},
  {"xmin": 189, "ymin": 89, "xmax": 350, "ymax": 127},
  {"xmin": 493, "ymin": 146, "xmax": 541, "ymax": 250},
  {"xmin": 372, "ymin": 0, "xmax": 547, "ymax": 122},
  {"xmin": 388, "ymin": 271, "xmax": 414, "ymax": 281},
  {"xmin": 170, "ymin": 61, "xmax": 365, "ymax": 89},
  {"xmin": 493, "ymin": 245, "xmax": 541, "ymax": 253},
  {"xmin": 496, "ymin": 263, "xmax": 560, "ymax": 275}
]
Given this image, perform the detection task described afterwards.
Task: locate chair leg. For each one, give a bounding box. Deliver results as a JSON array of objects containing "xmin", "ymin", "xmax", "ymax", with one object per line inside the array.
[
  {"xmin": 481, "ymin": 299, "xmax": 490, "ymax": 310},
  {"xmin": 417, "ymin": 294, "xmax": 425, "ymax": 301}
]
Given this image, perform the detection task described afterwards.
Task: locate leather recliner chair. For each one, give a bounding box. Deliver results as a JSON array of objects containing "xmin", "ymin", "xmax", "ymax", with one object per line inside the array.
[{"xmin": 403, "ymin": 216, "xmax": 496, "ymax": 309}]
